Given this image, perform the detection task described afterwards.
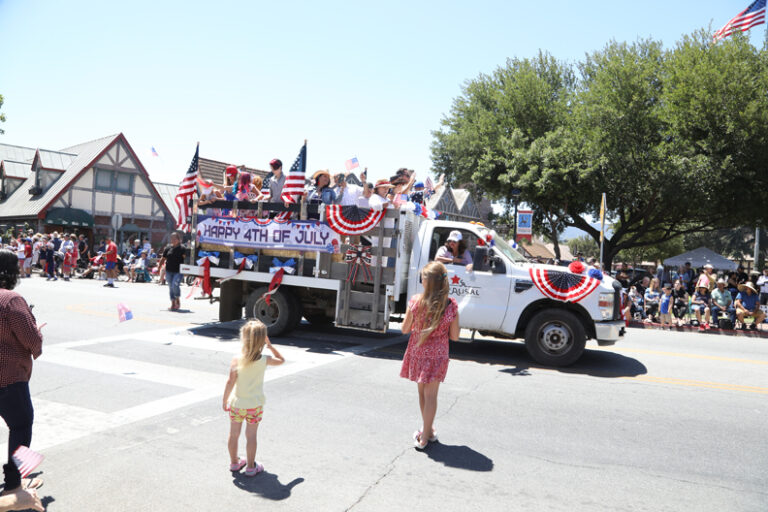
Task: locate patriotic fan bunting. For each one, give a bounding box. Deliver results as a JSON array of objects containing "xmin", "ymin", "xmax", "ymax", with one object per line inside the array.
[
  {"xmin": 344, "ymin": 245, "xmax": 373, "ymax": 283},
  {"xmin": 325, "ymin": 205, "xmax": 386, "ymax": 235},
  {"xmin": 529, "ymin": 268, "xmax": 600, "ymax": 303},
  {"xmin": 13, "ymin": 446, "xmax": 44, "ymax": 478}
]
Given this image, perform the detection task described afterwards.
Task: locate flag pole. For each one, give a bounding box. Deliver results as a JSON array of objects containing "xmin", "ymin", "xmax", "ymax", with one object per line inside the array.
[{"xmin": 599, "ymin": 192, "xmax": 606, "ymax": 270}]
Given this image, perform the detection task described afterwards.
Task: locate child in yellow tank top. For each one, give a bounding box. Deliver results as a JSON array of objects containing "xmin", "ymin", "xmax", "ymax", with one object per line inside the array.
[{"xmin": 222, "ymin": 320, "xmax": 285, "ymax": 476}]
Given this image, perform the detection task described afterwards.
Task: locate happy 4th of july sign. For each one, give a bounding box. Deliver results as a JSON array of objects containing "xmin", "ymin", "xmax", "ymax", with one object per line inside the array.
[{"xmin": 196, "ymin": 216, "xmax": 341, "ymax": 253}]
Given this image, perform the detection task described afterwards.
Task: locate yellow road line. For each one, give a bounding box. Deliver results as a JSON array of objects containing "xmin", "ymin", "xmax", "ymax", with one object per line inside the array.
[
  {"xmin": 65, "ymin": 303, "xmax": 190, "ymax": 326},
  {"xmin": 624, "ymin": 375, "xmax": 768, "ymax": 395},
  {"xmin": 602, "ymin": 346, "xmax": 768, "ymax": 366}
]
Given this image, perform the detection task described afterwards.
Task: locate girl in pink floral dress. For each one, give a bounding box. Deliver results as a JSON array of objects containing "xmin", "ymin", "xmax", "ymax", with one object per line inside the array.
[{"xmin": 400, "ymin": 261, "xmax": 460, "ymax": 449}]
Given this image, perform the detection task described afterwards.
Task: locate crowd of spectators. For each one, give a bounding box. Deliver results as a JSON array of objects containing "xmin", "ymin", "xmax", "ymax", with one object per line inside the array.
[{"xmin": 618, "ymin": 261, "xmax": 767, "ymax": 332}]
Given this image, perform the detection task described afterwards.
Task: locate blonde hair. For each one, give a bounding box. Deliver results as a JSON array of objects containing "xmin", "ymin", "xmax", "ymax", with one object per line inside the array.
[
  {"xmin": 239, "ymin": 320, "xmax": 267, "ymax": 366},
  {"xmin": 415, "ymin": 261, "xmax": 450, "ymax": 346},
  {"xmin": 251, "ymin": 175, "xmax": 263, "ymax": 192}
]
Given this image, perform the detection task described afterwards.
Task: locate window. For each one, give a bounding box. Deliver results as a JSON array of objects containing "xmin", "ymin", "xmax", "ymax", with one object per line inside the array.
[
  {"xmin": 115, "ymin": 173, "xmax": 134, "ymax": 194},
  {"xmin": 95, "ymin": 169, "xmax": 113, "ymax": 191},
  {"xmin": 94, "ymin": 168, "xmax": 134, "ymax": 195}
]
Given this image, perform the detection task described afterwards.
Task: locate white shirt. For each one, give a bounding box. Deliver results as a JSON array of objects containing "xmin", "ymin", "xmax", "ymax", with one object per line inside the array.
[
  {"xmin": 356, "ymin": 195, "xmax": 370, "ymax": 208},
  {"xmin": 757, "ymin": 274, "xmax": 768, "ymax": 294},
  {"xmin": 338, "ymin": 184, "xmax": 363, "ymax": 206},
  {"xmin": 368, "ymin": 193, "xmax": 389, "ymax": 212}
]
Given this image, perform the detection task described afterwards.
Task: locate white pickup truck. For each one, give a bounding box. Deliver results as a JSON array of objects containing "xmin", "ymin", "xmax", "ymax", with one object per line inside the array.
[{"xmin": 181, "ymin": 201, "xmax": 625, "ymax": 366}]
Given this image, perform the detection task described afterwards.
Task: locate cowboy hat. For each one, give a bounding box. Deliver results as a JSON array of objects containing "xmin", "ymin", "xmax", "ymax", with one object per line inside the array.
[{"xmin": 738, "ymin": 282, "xmax": 758, "ymax": 294}]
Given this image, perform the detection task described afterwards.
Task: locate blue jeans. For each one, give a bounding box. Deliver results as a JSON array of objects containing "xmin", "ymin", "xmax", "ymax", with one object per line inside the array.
[
  {"xmin": 166, "ymin": 271, "xmax": 182, "ymax": 300},
  {"xmin": 711, "ymin": 305, "xmax": 735, "ymax": 323},
  {"xmin": 0, "ymin": 381, "xmax": 34, "ymax": 490}
]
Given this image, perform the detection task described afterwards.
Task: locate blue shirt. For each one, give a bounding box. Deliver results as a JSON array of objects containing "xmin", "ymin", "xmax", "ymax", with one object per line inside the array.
[
  {"xmin": 660, "ymin": 293, "xmax": 672, "ymax": 314},
  {"xmin": 736, "ymin": 292, "xmax": 758, "ymax": 311}
]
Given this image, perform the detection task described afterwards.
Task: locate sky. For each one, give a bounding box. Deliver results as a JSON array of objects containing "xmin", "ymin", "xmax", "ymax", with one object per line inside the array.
[{"xmin": 0, "ymin": 0, "xmax": 765, "ymax": 196}]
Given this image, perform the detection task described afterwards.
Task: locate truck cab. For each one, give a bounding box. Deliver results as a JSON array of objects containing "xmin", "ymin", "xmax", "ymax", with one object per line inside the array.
[{"xmin": 408, "ymin": 219, "xmax": 625, "ymax": 366}]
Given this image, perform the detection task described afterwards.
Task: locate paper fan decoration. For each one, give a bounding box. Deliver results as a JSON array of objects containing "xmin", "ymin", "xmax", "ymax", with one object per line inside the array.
[
  {"xmin": 529, "ymin": 267, "xmax": 600, "ymax": 303},
  {"xmin": 325, "ymin": 205, "xmax": 386, "ymax": 236}
]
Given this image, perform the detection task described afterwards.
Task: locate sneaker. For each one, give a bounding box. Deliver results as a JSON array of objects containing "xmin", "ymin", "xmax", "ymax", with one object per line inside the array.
[
  {"xmin": 698, "ymin": 326, "xmax": 706, "ymax": 332},
  {"xmin": 749, "ymin": 323, "xmax": 757, "ymax": 331},
  {"xmin": 103, "ymin": 283, "xmax": 115, "ymax": 288},
  {"xmin": 244, "ymin": 463, "xmax": 264, "ymax": 476}
]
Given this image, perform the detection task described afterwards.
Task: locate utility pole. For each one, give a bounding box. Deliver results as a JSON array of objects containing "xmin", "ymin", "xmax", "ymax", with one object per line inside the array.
[{"xmin": 755, "ymin": 227, "xmax": 761, "ymax": 271}]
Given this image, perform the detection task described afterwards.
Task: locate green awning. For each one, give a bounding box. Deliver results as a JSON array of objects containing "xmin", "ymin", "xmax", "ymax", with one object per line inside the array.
[
  {"xmin": 120, "ymin": 223, "xmax": 140, "ymax": 232},
  {"xmin": 44, "ymin": 207, "xmax": 94, "ymax": 228}
]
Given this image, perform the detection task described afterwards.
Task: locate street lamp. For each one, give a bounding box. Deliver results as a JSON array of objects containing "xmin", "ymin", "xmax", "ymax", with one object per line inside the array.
[{"xmin": 511, "ymin": 188, "xmax": 521, "ymax": 241}]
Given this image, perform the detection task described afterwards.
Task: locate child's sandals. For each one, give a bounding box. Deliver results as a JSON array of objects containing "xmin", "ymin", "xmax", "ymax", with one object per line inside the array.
[
  {"xmin": 245, "ymin": 462, "xmax": 264, "ymax": 476},
  {"xmin": 412, "ymin": 430, "xmax": 437, "ymax": 450},
  {"xmin": 229, "ymin": 459, "xmax": 246, "ymax": 472}
]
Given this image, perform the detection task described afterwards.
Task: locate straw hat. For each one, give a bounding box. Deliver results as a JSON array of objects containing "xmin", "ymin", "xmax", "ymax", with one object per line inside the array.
[
  {"xmin": 374, "ymin": 179, "xmax": 391, "ymax": 190},
  {"xmin": 312, "ymin": 170, "xmax": 331, "ymax": 183},
  {"xmin": 738, "ymin": 282, "xmax": 758, "ymax": 294}
]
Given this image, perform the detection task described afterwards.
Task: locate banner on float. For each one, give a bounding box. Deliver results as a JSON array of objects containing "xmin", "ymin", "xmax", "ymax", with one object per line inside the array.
[
  {"xmin": 197, "ymin": 216, "xmax": 341, "ymax": 253},
  {"xmin": 517, "ymin": 210, "xmax": 533, "ymax": 241}
]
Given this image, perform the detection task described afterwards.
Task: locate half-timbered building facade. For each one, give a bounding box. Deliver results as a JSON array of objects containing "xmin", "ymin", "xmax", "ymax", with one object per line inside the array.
[{"xmin": 0, "ymin": 133, "xmax": 175, "ymax": 246}]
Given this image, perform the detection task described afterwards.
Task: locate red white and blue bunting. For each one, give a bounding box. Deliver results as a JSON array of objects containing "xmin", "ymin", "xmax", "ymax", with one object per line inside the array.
[
  {"xmin": 528, "ymin": 267, "xmax": 600, "ymax": 303},
  {"xmin": 344, "ymin": 245, "xmax": 373, "ymax": 283},
  {"xmin": 325, "ymin": 205, "xmax": 386, "ymax": 236}
]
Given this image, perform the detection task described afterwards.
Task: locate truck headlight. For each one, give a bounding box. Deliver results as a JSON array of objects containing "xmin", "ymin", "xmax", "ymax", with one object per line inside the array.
[{"xmin": 599, "ymin": 293, "xmax": 613, "ymax": 320}]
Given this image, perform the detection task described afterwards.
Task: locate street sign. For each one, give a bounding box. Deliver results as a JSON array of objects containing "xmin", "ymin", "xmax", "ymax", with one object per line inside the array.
[{"xmin": 111, "ymin": 213, "xmax": 122, "ymax": 231}]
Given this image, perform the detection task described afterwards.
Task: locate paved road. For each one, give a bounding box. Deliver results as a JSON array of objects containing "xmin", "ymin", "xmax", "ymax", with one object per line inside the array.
[{"xmin": 2, "ymin": 276, "xmax": 767, "ymax": 511}]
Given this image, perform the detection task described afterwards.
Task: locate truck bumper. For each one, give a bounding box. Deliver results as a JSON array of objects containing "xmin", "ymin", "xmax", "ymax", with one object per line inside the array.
[{"xmin": 595, "ymin": 320, "xmax": 626, "ymax": 346}]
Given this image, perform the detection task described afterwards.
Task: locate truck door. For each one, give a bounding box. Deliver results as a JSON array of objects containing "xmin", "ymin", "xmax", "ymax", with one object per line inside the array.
[{"xmin": 430, "ymin": 228, "xmax": 511, "ymax": 331}]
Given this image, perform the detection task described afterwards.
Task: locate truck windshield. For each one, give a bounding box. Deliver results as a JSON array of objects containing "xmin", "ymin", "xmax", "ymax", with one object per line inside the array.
[{"xmin": 492, "ymin": 236, "xmax": 528, "ymax": 263}]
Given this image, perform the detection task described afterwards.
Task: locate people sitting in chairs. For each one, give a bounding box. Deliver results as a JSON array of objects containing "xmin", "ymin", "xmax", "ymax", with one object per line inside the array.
[
  {"xmin": 691, "ymin": 284, "xmax": 712, "ymax": 331},
  {"xmin": 435, "ymin": 231, "xmax": 472, "ymax": 270},
  {"xmin": 128, "ymin": 251, "xmax": 150, "ymax": 282},
  {"xmin": 672, "ymin": 279, "xmax": 689, "ymax": 326},
  {"xmin": 735, "ymin": 281, "xmax": 765, "ymax": 331},
  {"xmin": 643, "ymin": 277, "xmax": 661, "ymax": 322},
  {"xmin": 711, "ymin": 278, "xmax": 736, "ymax": 328}
]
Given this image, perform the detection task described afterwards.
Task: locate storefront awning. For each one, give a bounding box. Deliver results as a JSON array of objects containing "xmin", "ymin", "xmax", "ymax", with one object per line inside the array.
[
  {"xmin": 120, "ymin": 223, "xmax": 140, "ymax": 232},
  {"xmin": 44, "ymin": 207, "xmax": 94, "ymax": 228}
]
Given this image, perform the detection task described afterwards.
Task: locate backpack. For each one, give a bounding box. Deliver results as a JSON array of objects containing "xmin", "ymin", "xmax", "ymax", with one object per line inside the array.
[{"xmin": 718, "ymin": 318, "xmax": 733, "ymax": 330}]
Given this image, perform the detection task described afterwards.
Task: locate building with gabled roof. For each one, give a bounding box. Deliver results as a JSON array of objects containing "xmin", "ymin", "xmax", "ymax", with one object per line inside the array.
[
  {"xmin": 0, "ymin": 133, "xmax": 175, "ymax": 247},
  {"xmin": 198, "ymin": 157, "xmax": 268, "ymax": 185}
]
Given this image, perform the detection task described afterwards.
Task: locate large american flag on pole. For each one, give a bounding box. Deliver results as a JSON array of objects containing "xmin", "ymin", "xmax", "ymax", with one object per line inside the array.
[
  {"xmin": 714, "ymin": 0, "xmax": 766, "ymax": 40},
  {"xmin": 277, "ymin": 142, "xmax": 307, "ymax": 220},
  {"xmin": 175, "ymin": 143, "xmax": 199, "ymax": 232}
]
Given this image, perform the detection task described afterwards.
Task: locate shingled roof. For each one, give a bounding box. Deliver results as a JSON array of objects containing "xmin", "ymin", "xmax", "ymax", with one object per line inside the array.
[{"xmin": 198, "ymin": 157, "xmax": 267, "ymax": 185}]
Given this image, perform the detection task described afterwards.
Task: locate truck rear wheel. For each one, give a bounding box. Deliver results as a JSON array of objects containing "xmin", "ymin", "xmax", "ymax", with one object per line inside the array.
[
  {"xmin": 245, "ymin": 287, "xmax": 300, "ymax": 337},
  {"xmin": 524, "ymin": 309, "xmax": 586, "ymax": 367}
]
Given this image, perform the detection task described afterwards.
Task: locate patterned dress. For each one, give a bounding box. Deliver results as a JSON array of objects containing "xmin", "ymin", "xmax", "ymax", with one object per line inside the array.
[{"xmin": 400, "ymin": 296, "xmax": 458, "ymax": 383}]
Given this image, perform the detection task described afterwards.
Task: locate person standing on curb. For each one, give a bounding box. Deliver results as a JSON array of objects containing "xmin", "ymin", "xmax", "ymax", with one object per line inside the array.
[
  {"xmin": 160, "ymin": 232, "xmax": 185, "ymax": 311},
  {"xmin": 0, "ymin": 249, "xmax": 44, "ymax": 498},
  {"xmin": 103, "ymin": 235, "xmax": 118, "ymax": 288}
]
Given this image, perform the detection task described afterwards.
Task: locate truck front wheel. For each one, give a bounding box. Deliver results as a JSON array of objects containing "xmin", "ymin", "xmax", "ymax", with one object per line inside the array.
[
  {"xmin": 524, "ymin": 309, "xmax": 586, "ymax": 367},
  {"xmin": 245, "ymin": 287, "xmax": 300, "ymax": 337}
]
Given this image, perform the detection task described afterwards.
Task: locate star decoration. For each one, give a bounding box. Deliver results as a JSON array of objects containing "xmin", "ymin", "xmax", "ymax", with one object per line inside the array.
[{"xmin": 451, "ymin": 275, "xmax": 461, "ymax": 285}]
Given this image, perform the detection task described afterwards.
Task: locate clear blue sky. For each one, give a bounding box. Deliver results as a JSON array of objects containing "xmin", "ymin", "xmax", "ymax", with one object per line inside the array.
[{"xmin": 0, "ymin": 0, "xmax": 765, "ymax": 187}]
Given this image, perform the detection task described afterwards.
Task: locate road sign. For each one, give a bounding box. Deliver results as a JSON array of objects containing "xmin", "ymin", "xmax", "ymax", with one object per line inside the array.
[{"xmin": 111, "ymin": 213, "xmax": 122, "ymax": 231}]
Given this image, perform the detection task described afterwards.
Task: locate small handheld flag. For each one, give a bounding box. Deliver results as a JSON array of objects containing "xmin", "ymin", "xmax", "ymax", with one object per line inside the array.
[
  {"xmin": 345, "ymin": 157, "xmax": 359, "ymax": 171},
  {"xmin": 151, "ymin": 146, "xmax": 159, "ymax": 157},
  {"xmin": 13, "ymin": 446, "xmax": 44, "ymax": 478},
  {"xmin": 117, "ymin": 303, "xmax": 133, "ymax": 322}
]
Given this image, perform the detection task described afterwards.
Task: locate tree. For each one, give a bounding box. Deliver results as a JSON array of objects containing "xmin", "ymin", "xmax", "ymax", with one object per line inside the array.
[
  {"xmin": 0, "ymin": 94, "xmax": 5, "ymax": 135},
  {"xmin": 432, "ymin": 31, "xmax": 768, "ymax": 271},
  {"xmin": 567, "ymin": 235, "xmax": 599, "ymax": 260}
]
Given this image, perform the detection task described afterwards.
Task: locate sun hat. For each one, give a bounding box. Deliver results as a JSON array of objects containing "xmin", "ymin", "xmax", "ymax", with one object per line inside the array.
[
  {"xmin": 311, "ymin": 169, "xmax": 331, "ymax": 183},
  {"xmin": 447, "ymin": 230, "xmax": 462, "ymax": 242},
  {"xmin": 703, "ymin": 263, "xmax": 714, "ymax": 269},
  {"xmin": 716, "ymin": 278, "xmax": 726, "ymax": 285},
  {"xmin": 738, "ymin": 282, "xmax": 758, "ymax": 294},
  {"xmin": 374, "ymin": 179, "xmax": 391, "ymax": 189}
]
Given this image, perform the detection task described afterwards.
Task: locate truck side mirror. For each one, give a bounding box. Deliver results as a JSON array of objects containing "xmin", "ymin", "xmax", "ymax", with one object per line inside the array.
[
  {"xmin": 473, "ymin": 246, "xmax": 489, "ymax": 270},
  {"xmin": 488, "ymin": 248, "xmax": 506, "ymax": 274}
]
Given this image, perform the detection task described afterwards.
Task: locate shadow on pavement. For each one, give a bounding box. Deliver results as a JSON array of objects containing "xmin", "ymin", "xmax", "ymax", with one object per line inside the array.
[
  {"xmin": 423, "ymin": 442, "xmax": 494, "ymax": 472},
  {"xmin": 232, "ymin": 471, "xmax": 304, "ymax": 500},
  {"xmin": 362, "ymin": 338, "xmax": 647, "ymax": 378}
]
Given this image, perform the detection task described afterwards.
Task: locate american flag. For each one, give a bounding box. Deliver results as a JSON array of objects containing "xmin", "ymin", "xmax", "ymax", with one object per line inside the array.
[
  {"xmin": 174, "ymin": 143, "xmax": 199, "ymax": 232},
  {"xmin": 425, "ymin": 176, "xmax": 435, "ymax": 198},
  {"xmin": 345, "ymin": 157, "xmax": 359, "ymax": 171},
  {"xmin": 714, "ymin": 0, "xmax": 766, "ymax": 40},
  {"xmin": 13, "ymin": 446, "xmax": 44, "ymax": 478},
  {"xmin": 117, "ymin": 303, "xmax": 133, "ymax": 322},
  {"xmin": 257, "ymin": 172, "xmax": 272, "ymax": 201},
  {"xmin": 151, "ymin": 146, "xmax": 159, "ymax": 157},
  {"xmin": 277, "ymin": 143, "xmax": 306, "ymax": 220}
]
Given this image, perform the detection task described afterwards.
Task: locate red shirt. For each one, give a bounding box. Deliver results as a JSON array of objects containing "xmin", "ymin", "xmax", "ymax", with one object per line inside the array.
[
  {"xmin": 0, "ymin": 289, "xmax": 43, "ymax": 387},
  {"xmin": 105, "ymin": 241, "xmax": 117, "ymax": 262},
  {"xmin": 24, "ymin": 243, "xmax": 32, "ymax": 258}
]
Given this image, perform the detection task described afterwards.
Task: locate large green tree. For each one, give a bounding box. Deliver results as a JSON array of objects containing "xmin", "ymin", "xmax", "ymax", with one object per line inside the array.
[{"xmin": 432, "ymin": 31, "xmax": 768, "ymax": 270}]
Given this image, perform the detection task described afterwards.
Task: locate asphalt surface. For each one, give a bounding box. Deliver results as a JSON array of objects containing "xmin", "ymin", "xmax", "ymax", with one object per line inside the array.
[{"xmin": 2, "ymin": 275, "xmax": 767, "ymax": 511}]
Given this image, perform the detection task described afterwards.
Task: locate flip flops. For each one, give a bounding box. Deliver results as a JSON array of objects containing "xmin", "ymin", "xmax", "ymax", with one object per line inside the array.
[
  {"xmin": 244, "ymin": 462, "xmax": 264, "ymax": 476},
  {"xmin": 412, "ymin": 430, "xmax": 437, "ymax": 450},
  {"xmin": 229, "ymin": 459, "xmax": 246, "ymax": 472}
]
